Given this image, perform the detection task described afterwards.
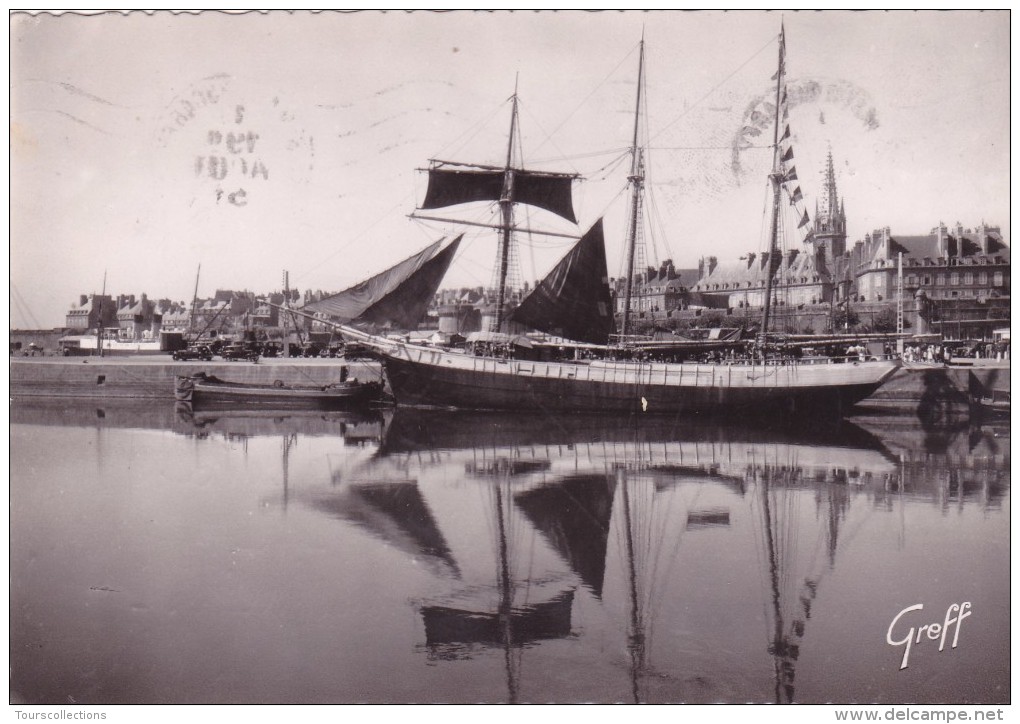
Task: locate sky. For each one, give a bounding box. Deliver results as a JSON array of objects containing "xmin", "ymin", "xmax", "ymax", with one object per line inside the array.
[{"xmin": 9, "ymin": 10, "xmax": 1011, "ymax": 329}]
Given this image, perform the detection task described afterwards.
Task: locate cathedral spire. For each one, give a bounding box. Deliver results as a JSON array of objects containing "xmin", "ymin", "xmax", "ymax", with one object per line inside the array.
[
  {"xmin": 813, "ymin": 147, "xmax": 844, "ymax": 236},
  {"xmin": 824, "ymin": 148, "xmax": 839, "ymax": 224},
  {"xmin": 811, "ymin": 147, "xmax": 847, "ymax": 264}
]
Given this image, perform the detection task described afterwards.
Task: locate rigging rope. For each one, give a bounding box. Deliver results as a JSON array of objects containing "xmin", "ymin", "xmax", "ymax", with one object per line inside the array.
[
  {"xmin": 531, "ymin": 42, "xmax": 641, "ymax": 157},
  {"xmin": 649, "ymin": 34, "xmax": 776, "ymax": 145},
  {"xmin": 433, "ymin": 95, "xmax": 514, "ymax": 164}
]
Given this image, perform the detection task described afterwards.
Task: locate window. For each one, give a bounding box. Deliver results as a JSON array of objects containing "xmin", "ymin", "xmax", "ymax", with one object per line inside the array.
[
  {"xmin": 964, "ymin": 272, "xmax": 974, "ymax": 285},
  {"xmin": 907, "ymin": 274, "xmax": 918, "ymax": 286},
  {"xmin": 935, "ymin": 275, "xmax": 946, "ymax": 286},
  {"xmin": 950, "ymin": 272, "xmax": 960, "ymax": 285},
  {"xmin": 978, "ymin": 272, "xmax": 988, "ymax": 285},
  {"xmin": 993, "ymin": 272, "xmax": 1004, "ymax": 287}
]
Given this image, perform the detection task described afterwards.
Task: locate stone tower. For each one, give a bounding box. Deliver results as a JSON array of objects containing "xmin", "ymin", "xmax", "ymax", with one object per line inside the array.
[{"xmin": 810, "ymin": 149, "xmax": 847, "ymax": 268}]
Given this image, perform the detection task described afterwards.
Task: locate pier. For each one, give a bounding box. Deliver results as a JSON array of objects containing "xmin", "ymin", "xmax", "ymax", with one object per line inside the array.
[{"xmin": 9, "ymin": 357, "xmax": 383, "ymax": 399}]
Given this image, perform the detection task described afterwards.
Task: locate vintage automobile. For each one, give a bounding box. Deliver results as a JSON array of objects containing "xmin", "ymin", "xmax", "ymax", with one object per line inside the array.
[
  {"xmin": 172, "ymin": 345, "xmax": 214, "ymax": 362},
  {"xmin": 219, "ymin": 343, "xmax": 260, "ymax": 362}
]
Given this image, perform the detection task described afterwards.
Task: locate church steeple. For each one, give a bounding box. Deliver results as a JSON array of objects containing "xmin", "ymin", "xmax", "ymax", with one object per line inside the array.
[
  {"xmin": 815, "ymin": 148, "xmax": 845, "ymax": 235},
  {"xmin": 810, "ymin": 147, "xmax": 847, "ymax": 264}
]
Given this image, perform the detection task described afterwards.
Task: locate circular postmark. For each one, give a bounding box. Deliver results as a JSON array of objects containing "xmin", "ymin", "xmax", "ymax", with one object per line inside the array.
[{"xmin": 730, "ymin": 77, "xmax": 881, "ymax": 182}]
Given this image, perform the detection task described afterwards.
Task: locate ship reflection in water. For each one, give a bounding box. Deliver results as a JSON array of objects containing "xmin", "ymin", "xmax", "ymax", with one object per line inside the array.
[{"xmin": 9, "ymin": 399, "xmax": 1009, "ymax": 704}]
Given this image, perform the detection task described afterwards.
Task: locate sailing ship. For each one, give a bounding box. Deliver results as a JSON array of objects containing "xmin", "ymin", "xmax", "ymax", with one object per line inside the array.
[{"xmin": 328, "ymin": 25, "xmax": 899, "ymax": 415}]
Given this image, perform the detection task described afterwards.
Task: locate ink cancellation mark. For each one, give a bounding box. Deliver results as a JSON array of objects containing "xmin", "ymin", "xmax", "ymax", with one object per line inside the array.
[{"xmin": 156, "ymin": 75, "xmax": 314, "ymax": 208}]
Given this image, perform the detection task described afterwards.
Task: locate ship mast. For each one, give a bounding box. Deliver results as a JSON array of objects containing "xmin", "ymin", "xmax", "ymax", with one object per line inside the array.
[
  {"xmin": 415, "ymin": 82, "xmax": 580, "ymax": 335},
  {"xmin": 96, "ymin": 270, "xmax": 107, "ymax": 358},
  {"xmin": 494, "ymin": 79, "xmax": 520, "ymax": 332},
  {"xmin": 759, "ymin": 24, "xmax": 786, "ymax": 343},
  {"xmin": 621, "ymin": 36, "xmax": 646, "ymax": 339},
  {"xmin": 188, "ymin": 263, "xmax": 201, "ymax": 343}
]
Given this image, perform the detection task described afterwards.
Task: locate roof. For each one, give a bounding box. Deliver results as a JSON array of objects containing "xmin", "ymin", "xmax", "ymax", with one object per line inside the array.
[
  {"xmin": 693, "ymin": 260, "xmax": 766, "ymax": 291},
  {"xmin": 694, "ymin": 249, "xmax": 833, "ymax": 292},
  {"xmin": 888, "ymin": 232, "xmax": 1010, "ymax": 262},
  {"xmin": 889, "ymin": 235, "xmax": 939, "ymax": 259}
]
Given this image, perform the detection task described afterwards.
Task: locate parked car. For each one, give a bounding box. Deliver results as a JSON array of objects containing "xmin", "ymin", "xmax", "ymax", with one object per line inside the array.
[
  {"xmin": 220, "ymin": 343, "xmax": 260, "ymax": 362},
  {"xmin": 259, "ymin": 342, "xmax": 282, "ymax": 358},
  {"xmin": 172, "ymin": 345, "xmax": 213, "ymax": 361},
  {"xmin": 343, "ymin": 342, "xmax": 377, "ymax": 360}
]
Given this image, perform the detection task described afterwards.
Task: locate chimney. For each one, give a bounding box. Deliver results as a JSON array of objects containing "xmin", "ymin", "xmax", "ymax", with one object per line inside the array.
[
  {"xmin": 936, "ymin": 222, "xmax": 947, "ymax": 259},
  {"xmin": 129, "ymin": 294, "xmax": 136, "ymax": 307},
  {"xmin": 708, "ymin": 256, "xmax": 718, "ymax": 275},
  {"xmin": 978, "ymin": 221, "xmax": 989, "ymax": 255},
  {"xmin": 80, "ymin": 294, "xmax": 88, "ymax": 307},
  {"xmin": 883, "ymin": 227, "xmax": 891, "ymax": 260}
]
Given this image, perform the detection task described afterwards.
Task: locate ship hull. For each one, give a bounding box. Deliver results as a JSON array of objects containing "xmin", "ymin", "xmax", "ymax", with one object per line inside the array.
[{"xmin": 380, "ymin": 344, "xmax": 899, "ymax": 416}]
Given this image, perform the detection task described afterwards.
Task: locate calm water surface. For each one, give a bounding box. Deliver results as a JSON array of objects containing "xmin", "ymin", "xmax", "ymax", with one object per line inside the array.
[{"xmin": 10, "ymin": 399, "xmax": 1009, "ymax": 704}]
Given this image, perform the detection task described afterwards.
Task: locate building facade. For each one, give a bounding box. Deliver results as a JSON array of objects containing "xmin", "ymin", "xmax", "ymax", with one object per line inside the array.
[
  {"xmin": 612, "ymin": 259, "xmax": 699, "ymax": 315},
  {"xmin": 65, "ymin": 294, "xmax": 117, "ymax": 330},
  {"xmin": 685, "ymin": 150, "xmax": 1009, "ymax": 338}
]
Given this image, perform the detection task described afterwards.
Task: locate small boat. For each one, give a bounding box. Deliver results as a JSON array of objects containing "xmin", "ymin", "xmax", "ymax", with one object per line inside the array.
[
  {"xmin": 174, "ymin": 372, "xmax": 386, "ymax": 411},
  {"xmin": 972, "ymin": 391, "xmax": 1010, "ymax": 419},
  {"xmin": 967, "ymin": 371, "xmax": 1010, "ymax": 420}
]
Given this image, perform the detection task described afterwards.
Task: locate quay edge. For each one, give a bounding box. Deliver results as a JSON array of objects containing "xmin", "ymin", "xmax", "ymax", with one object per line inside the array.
[{"xmin": 9, "ymin": 358, "xmax": 383, "ymax": 399}]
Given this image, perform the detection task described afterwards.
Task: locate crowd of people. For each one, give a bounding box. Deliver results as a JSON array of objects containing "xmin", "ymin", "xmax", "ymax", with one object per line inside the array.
[
  {"xmin": 902, "ymin": 341, "xmax": 1010, "ymax": 364},
  {"xmin": 462, "ymin": 336, "xmax": 1010, "ymax": 367}
]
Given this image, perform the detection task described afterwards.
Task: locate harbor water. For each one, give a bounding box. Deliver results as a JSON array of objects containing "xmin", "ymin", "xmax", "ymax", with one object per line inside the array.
[{"xmin": 9, "ymin": 398, "xmax": 1009, "ymax": 704}]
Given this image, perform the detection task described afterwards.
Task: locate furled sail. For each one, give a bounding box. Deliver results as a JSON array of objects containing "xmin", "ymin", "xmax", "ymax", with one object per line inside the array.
[
  {"xmin": 508, "ymin": 219, "xmax": 615, "ymax": 345},
  {"xmin": 421, "ymin": 591, "xmax": 575, "ymax": 648},
  {"xmin": 303, "ymin": 236, "xmax": 462, "ymax": 329},
  {"xmin": 421, "ymin": 165, "xmax": 578, "ymax": 223}
]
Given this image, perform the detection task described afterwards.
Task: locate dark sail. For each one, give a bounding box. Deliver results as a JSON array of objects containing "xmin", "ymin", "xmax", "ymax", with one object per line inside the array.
[
  {"xmin": 303, "ymin": 236, "xmax": 461, "ymax": 330},
  {"xmin": 356, "ymin": 235, "xmax": 462, "ymax": 329},
  {"xmin": 421, "ymin": 166, "xmax": 577, "ymax": 223},
  {"xmin": 421, "ymin": 591, "xmax": 574, "ymax": 647},
  {"xmin": 310, "ymin": 481, "xmax": 460, "ymax": 577},
  {"xmin": 508, "ymin": 219, "xmax": 615, "ymax": 344},
  {"xmin": 514, "ymin": 474, "xmax": 617, "ymax": 598}
]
